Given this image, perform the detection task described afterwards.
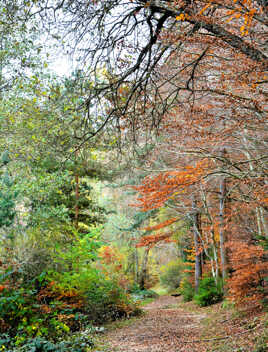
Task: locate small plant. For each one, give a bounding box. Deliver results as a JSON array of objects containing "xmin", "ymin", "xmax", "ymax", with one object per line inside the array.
[
  {"xmin": 15, "ymin": 335, "xmax": 94, "ymax": 352},
  {"xmin": 0, "ymin": 334, "xmax": 95, "ymax": 352},
  {"xmin": 130, "ymin": 284, "xmax": 158, "ymax": 301},
  {"xmin": 179, "ymin": 277, "xmax": 195, "ymax": 302},
  {"xmin": 194, "ymin": 276, "xmax": 223, "ymax": 307},
  {"xmin": 0, "ymin": 332, "xmax": 11, "ymax": 349}
]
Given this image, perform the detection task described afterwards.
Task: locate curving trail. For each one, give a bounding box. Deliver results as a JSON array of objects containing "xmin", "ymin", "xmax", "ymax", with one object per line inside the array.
[{"xmin": 105, "ymin": 296, "xmax": 207, "ymax": 352}]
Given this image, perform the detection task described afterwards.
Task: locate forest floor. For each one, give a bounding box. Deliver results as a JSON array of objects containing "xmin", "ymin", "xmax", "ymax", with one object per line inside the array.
[{"xmin": 94, "ymin": 295, "xmax": 268, "ymax": 352}]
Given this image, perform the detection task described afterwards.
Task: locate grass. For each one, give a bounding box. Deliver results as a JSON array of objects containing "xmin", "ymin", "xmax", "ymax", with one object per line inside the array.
[
  {"xmin": 91, "ymin": 338, "xmax": 115, "ymax": 352},
  {"xmin": 103, "ymin": 313, "xmax": 144, "ymax": 331},
  {"xmin": 151, "ymin": 283, "xmax": 169, "ymax": 296},
  {"xmin": 140, "ymin": 297, "xmax": 155, "ymax": 306}
]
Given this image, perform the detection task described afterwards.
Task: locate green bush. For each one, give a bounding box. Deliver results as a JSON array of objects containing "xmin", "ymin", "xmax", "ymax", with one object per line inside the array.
[
  {"xmin": 83, "ymin": 273, "xmax": 136, "ymax": 321},
  {"xmin": 0, "ymin": 334, "xmax": 94, "ymax": 352},
  {"xmin": 0, "ymin": 230, "xmax": 138, "ymax": 345},
  {"xmin": 0, "ymin": 285, "xmax": 35, "ymax": 335},
  {"xmin": 48, "ymin": 235, "xmax": 138, "ymax": 323},
  {"xmin": 130, "ymin": 285, "xmax": 158, "ymax": 302},
  {"xmin": 194, "ymin": 276, "xmax": 223, "ymax": 307},
  {"xmin": 160, "ymin": 260, "xmax": 184, "ymax": 290},
  {"xmin": 180, "ymin": 278, "xmax": 195, "ymax": 302},
  {"xmin": 49, "ymin": 261, "xmax": 137, "ymax": 322},
  {"xmin": 0, "ymin": 283, "xmax": 73, "ymax": 339}
]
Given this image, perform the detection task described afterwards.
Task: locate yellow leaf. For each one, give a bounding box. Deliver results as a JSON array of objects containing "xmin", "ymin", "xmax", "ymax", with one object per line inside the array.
[{"xmin": 176, "ymin": 13, "xmax": 185, "ymax": 21}]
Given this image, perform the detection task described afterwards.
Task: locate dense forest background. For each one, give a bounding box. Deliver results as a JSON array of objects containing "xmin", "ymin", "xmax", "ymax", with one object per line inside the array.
[{"xmin": 0, "ymin": 0, "xmax": 267, "ymax": 351}]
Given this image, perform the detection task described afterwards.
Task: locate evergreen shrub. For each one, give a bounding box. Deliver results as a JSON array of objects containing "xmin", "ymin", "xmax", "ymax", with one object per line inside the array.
[
  {"xmin": 130, "ymin": 284, "xmax": 158, "ymax": 301},
  {"xmin": 194, "ymin": 276, "xmax": 223, "ymax": 307},
  {"xmin": 179, "ymin": 277, "xmax": 195, "ymax": 302}
]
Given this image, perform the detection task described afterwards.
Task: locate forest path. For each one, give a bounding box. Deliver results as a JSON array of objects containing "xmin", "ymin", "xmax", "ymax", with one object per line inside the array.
[{"xmin": 104, "ymin": 295, "xmax": 207, "ymax": 352}]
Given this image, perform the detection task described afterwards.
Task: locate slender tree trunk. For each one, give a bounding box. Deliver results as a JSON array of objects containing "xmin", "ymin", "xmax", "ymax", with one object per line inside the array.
[
  {"xmin": 134, "ymin": 245, "xmax": 139, "ymax": 284},
  {"xmin": 255, "ymin": 207, "xmax": 263, "ymax": 237},
  {"xmin": 139, "ymin": 247, "xmax": 150, "ymax": 290},
  {"xmin": 75, "ymin": 173, "xmax": 79, "ymax": 229},
  {"xmin": 200, "ymin": 186, "xmax": 219, "ymax": 284},
  {"xmin": 211, "ymin": 229, "xmax": 219, "ymax": 285},
  {"xmin": 74, "ymin": 150, "xmax": 79, "ymax": 229},
  {"xmin": 192, "ymin": 196, "xmax": 202, "ymax": 293},
  {"xmin": 219, "ymin": 173, "xmax": 227, "ymax": 282},
  {"xmin": 260, "ymin": 207, "xmax": 268, "ymax": 237}
]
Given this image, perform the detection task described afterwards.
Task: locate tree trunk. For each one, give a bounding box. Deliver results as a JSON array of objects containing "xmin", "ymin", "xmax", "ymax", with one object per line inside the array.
[
  {"xmin": 192, "ymin": 196, "xmax": 202, "ymax": 293},
  {"xmin": 74, "ymin": 150, "xmax": 79, "ymax": 229},
  {"xmin": 139, "ymin": 247, "xmax": 150, "ymax": 290},
  {"xmin": 219, "ymin": 174, "xmax": 227, "ymax": 282},
  {"xmin": 260, "ymin": 207, "xmax": 268, "ymax": 237},
  {"xmin": 75, "ymin": 173, "xmax": 79, "ymax": 229},
  {"xmin": 135, "ymin": 246, "xmax": 139, "ymax": 284}
]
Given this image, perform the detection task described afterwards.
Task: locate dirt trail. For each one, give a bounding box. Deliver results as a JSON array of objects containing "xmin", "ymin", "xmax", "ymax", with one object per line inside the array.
[{"xmin": 105, "ymin": 296, "xmax": 207, "ymax": 352}]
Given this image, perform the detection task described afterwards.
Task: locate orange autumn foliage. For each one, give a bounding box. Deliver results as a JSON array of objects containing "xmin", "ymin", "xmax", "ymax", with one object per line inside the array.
[
  {"xmin": 99, "ymin": 245, "xmax": 123, "ymax": 271},
  {"xmin": 133, "ymin": 161, "xmax": 208, "ymax": 211},
  {"xmin": 136, "ymin": 232, "xmax": 175, "ymax": 248},
  {"xmin": 228, "ymin": 241, "xmax": 268, "ymax": 305},
  {"xmin": 37, "ymin": 281, "xmax": 84, "ymax": 310},
  {"xmin": 118, "ymin": 0, "xmax": 268, "ymax": 307}
]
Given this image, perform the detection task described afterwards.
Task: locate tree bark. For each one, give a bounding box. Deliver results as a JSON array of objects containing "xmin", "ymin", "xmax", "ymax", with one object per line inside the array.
[
  {"xmin": 74, "ymin": 150, "xmax": 79, "ymax": 229},
  {"xmin": 192, "ymin": 196, "xmax": 202, "ymax": 293},
  {"xmin": 139, "ymin": 247, "xmax": 150, "ymax": 290},
  {"xmin": 219, "ymin": 173, "xmax": 227, "ymax": 282},
  {"xmin": 75, "ymin": 173, "xmax": 79, "ymax": 229}
]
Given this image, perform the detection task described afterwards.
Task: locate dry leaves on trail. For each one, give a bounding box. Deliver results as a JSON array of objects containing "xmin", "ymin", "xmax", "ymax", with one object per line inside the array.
[
  {"xmin": 105, "ymin": 296, "xmax": 207, "ymax": 352},
  {"xmin": 102, "ymin": 296, "xmax": 267, "ymax": 352}
]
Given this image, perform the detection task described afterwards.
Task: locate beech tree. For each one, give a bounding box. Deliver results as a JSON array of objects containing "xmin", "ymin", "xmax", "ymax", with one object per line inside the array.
[{"xmin": 28, "ymin": 0, "xmax": 267, "ymax": 144}]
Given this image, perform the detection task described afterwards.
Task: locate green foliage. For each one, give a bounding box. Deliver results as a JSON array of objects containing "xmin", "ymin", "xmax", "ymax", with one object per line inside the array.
[
  {"xmin": 0, "ymin": 151, "xmax": 17, "ymax": 229},
  {"xmin": 16, "ymin": 169, "xmax": 71, "ymax": 227},
  {"xmin": 0, "ymin": 3, "xmax": 137, "ymax": 349},
  {"xmin": 180, "ymin": 278, "xmax": 195, "ymax": 302},
  {"xmin": 0, "ymin": 271, "xmax": 68, "ymax": 339},
  {"xmin": 0, "ymin": 187, "xmax": 16, "ymax": 227},
  {"xmin": 0, "ymin": 1, "xmax": 41, "ymax": 90},
  {"xmin": 130, "ymin": 283, "xmax": 158, "ymax": 301},
  {"xmin": 0, "ymin": 286, "xmax": 34, "ymax": 332},
  {"xmin": 15, "ymin": 167, "xmax": 106, "ymax": 231},
  {"xmin": 52, "ymin": 228, "xmax": 104, "ymax": 272},
  {"xmin": 0, "ymin": 333, "xmax": 94, "ymax": 352},
  {"xmin": 1, "ymin": 151, "xmax": 10, "ymax": 166},
  {"xmin": 160, "ymin": 260, "xmax": 184, "ymax": 290},
  {"xmin": 18, "ymin": 337, "xmax": 66, "ymax": 352},
  {"xmin": 194, "ymin": 276, "xmax": 224, "ymax": 307},
  {"xmin": 0, "ymin": 227, "xmax": 137, "ymax": 344},
  {"xmin": 50, "ymin": 263, "xmax": 136, "ymax": 323},
  {"xmin": 45, "ymin": 230, "xmax": 137, "ymax": 322},
  {"xmin": 84, "ymin": 276, "xmax": 134, "ymax": 321}
]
